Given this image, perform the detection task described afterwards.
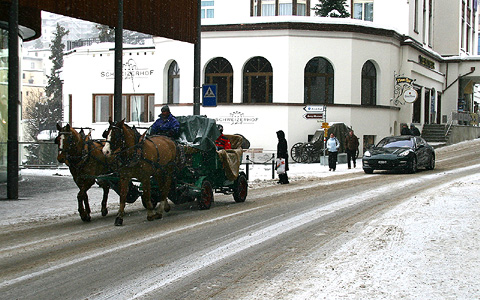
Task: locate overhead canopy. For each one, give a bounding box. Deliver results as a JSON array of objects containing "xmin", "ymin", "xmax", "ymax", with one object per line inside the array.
[{"xmin": 0, "ymin": 0, "xmax": 198, "ymax": 44}]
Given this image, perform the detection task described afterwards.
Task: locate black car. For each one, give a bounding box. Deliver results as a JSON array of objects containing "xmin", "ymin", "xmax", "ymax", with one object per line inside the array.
[{"xmin": 362, "ymin": 135, "xmax": 435, "ymax": 174}]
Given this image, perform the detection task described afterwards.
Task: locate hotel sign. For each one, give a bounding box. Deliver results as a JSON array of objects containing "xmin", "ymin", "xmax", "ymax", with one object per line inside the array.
[
  {"xmin": 419, "ymin": 55, "xmax": 435, "ymax": 69},
  {"xmin": 100, "ymin": 58, "xmax": 154, "ymax": 80}
]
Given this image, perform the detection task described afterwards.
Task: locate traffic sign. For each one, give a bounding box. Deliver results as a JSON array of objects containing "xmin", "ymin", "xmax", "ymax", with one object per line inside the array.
[
  {"xmin": 303, "ymin": 105, "xmax": 326, "ymax": 112},
  {"xmin": 303, "ymin": 113, "xmax": 324, "ymax": 119},
  {"xmin": 321, "ymin": 122, "xmax": 329, "ymax": 128},
  {"xmin": 202, "ymin": 84, "xmax": 217, "ymax": 107}
]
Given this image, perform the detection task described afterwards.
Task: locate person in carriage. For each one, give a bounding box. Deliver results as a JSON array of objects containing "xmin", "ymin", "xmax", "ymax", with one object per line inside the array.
[
  {"xmin": 215, "ymin": 124, "xmax": 232, "ymax": 150},
  {"xmin": 150, "ymin": 105, "xmax": 180, "ymax": 138}
]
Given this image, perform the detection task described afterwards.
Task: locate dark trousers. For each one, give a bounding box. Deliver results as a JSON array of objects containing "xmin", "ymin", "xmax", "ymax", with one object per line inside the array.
[
  {"xmin": 328, "ymin": 152, "xmax": 338, "ymax": 170},
  {"xmin": 278, "ymin": 173, "xmax": 289, "ymax": 184},
  {"xmin": 346, "ymin": 149, "xmax": 357, "ymax": 168}
]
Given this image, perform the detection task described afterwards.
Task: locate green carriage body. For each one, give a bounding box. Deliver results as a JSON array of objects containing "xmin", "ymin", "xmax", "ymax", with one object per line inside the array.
[{"xmin": 103, "ymin": 115, "xmax": 248, "ymax": 209}]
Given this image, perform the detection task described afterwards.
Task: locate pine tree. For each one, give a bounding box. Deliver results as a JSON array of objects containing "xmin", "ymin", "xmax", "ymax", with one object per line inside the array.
[
  {"xmin": 313, "ymin": 0, "xmax": 350, "ymax": 18},
  {"xmin": 45, "ymin": 23, "xmax": 68, "ymax": 132}
]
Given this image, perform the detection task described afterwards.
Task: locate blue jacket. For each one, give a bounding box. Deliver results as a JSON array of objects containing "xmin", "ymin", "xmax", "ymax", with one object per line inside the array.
[{"xmin": 150, "ymin": 114, "xmax": 180, "ymax": 137}]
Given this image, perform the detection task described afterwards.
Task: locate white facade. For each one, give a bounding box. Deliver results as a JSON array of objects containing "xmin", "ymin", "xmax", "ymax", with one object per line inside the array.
[{"xmin": 62, "ymin": 0, "xmax": 480, "ymax": 154}]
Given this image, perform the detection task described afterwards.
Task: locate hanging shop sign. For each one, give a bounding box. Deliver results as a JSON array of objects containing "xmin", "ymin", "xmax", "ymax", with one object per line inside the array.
[{"xmin": 392, "ymin": 75, "xmax": 416, "ymax": 106}]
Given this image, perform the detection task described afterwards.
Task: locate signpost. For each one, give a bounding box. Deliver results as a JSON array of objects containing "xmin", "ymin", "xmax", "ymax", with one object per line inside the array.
[{"xmin": 202, "ymin": 84, "xmax": 217, "ymax": 107}]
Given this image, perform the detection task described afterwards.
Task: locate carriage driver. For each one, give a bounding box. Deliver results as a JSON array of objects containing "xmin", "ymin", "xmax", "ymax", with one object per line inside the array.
[{"xmin": 150, "ymin": 105, "xmax": 180, "ymax": 138}]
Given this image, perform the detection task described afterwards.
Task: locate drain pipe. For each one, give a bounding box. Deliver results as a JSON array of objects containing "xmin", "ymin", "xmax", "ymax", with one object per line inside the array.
[{"xmin": 442, "ymin": 66, "xmax": 476, "ymax": 93}]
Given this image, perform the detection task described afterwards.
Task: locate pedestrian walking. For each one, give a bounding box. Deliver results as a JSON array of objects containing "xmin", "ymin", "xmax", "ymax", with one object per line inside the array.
[
  {"xmin": 345, "ymin": 129, "xmax": 359, "ymax": 169},
  {"xmin": 327, "ymin": 132, "xmax": 340, "ymax": 171},
  {"xmin": 276, "ymin": 130, "xmax": 289, "ymax": 184}
]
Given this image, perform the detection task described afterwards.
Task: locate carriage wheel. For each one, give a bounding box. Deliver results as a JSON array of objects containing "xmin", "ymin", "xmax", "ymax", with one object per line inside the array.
[
  {"xmin": 301, "ymin": 143, "xmax": 317, "ymax": 163},
  {"xmin": 233, "ymin": 172, "xmax": 248, "ymax": 203},
  {"xmin": 290, "ymin": 142, "xmax": 304, "ymax": 163},
  {"xmin": 198, "ymin": 180, "xmax": 214, "ymax": 210}
]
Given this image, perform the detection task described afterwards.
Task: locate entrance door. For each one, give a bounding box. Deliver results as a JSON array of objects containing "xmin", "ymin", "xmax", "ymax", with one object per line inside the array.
[
  {"xmin": 412, "ymin": 86, "xmax": 421, "ymax": 123},
  {"xmin": 424, "ymin": 89, "xmax": 431, "ymax": 124},
  {"xmin": 436, "ymin": 92, "xmax": 442, "ymax": 124}
]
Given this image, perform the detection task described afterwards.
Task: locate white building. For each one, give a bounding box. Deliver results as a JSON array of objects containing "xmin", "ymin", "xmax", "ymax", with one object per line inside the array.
[{"xmin": 62, "ymin": 0, "xmax": 480, "ymax": 154}]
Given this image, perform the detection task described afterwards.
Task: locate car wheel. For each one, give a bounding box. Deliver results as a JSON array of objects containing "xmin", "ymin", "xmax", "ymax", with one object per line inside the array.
[
  {"xmin": 363, "ymin": 168, "xmax": 374, "ymax": 174},
  {"xmin": 408, "ymin": 157, "xmax": 418, "ymax": 173},
  {"xmin": 426, "ymin": 155, "xmax": 435, "ymax": 170}
]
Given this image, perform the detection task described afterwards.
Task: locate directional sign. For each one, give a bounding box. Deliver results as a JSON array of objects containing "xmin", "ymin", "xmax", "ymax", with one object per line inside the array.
[
  {"xmin": 202, "ymin": 84, "xmax": 217, "ymax": 107},
  {"xmin": 303, "ymin": 105, "xmax": 326, "ymax": 112},
  {"xmin": 303, "ymin": 113, "xmax": 324, "ymax": 120}
]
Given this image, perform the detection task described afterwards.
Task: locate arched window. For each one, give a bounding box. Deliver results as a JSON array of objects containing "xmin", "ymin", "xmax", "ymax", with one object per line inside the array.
[
  {"xmin": 168, "ymin": 61, "xmax": 180, "ymax": 104},
  {"xmin": 243, "ymin": 56, "xmax": 273, "ymax": 103},
  {"xmin": 205, "ymin": 57, "xmax": 233, "ymax": 103},
  {"xmin": 304, "ymin": 57, "xmax": 334, "ymax": 104},
  {"xmin": 361, "ymin": 61, "xmax": 377, "ymax": 105}
]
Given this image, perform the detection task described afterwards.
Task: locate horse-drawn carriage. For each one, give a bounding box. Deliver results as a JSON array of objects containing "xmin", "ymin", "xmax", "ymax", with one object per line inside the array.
[
  {"xmin": 56, "ymin": 115, "xmax": 248, "ymax": 226},
  {"xmin": 290, "ymin": 123, "xmax": 350, "ymax": 163}
]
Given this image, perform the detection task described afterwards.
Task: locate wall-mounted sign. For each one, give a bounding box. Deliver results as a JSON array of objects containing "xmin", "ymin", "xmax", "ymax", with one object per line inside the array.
[
  {"xmin": 419, "ymin": 55, "xmax": 435, "ymax": 69},
  {"xmin": 202, "ymin": 84, "xmax": 217, "ymax": 107},
  {"xmin": 403, "ymin": 89, "xmax": 418, "ymax": 103},
  {"xmin": 215, "ymin": 111, "xmax": 258, "ymax": 125},
  {"xmin": 100, "ymin": 58, "xmax": 154, "ymax": 80}
]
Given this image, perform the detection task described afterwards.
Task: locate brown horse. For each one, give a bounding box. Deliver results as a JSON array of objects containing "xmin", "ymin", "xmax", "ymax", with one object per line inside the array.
[
  {"xmin": 102, "ymin": 119, "xmax": 177, "ymax": 226},
  {"xmin": 55, "ymin": 123, "xmax": 112, "ymax": 221}
]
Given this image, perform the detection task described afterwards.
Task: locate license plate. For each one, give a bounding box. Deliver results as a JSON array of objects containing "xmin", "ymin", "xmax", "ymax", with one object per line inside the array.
[{"xmin": 378, "ymin": 160, "xmax": 387, "ymax": 164}]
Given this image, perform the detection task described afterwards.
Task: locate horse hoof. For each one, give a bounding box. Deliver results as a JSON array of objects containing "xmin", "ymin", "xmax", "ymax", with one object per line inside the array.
[
  {"xmin": 147, "ymin": 215, "xmax": 155, "ymax": 221},
  {"xmin": 114, "ymin": 217, "xmax": 123, "ymax": 226},
  {"xmin": 102, "ymin": 209, "xmax": 108, "ymax": 217},
  {"xmin": 81, "ymin": 215, "xmax": 91, "ymax": 222},
  {"xmin": 155, "ymin": 214, "xmax": 163, "ymax": 220},
  {"xmin": 164, "ymin": 205, "xmax": 171, "ymax": 213}
]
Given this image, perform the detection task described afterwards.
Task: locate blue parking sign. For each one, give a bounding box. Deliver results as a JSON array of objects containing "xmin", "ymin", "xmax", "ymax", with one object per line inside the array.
[{"xmin": 202, "ymin": 84, "xmax": 217, "ymax": 107}]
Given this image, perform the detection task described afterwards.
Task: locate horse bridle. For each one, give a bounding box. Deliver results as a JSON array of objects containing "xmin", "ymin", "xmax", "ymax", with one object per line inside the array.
[{"xmin": 104, "ymin": 124, "xmax": 127, "ymax": 154}]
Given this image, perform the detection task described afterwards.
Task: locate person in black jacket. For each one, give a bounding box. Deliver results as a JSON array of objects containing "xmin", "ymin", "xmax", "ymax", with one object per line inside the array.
[
  {"xmin": 276, "ymin": 130, "xmax": 289, "ymax": 184},
  {"xmin": 410, "ymin": 124, "xmax": 421, "ymax": 136},
  {"xmin": 401, "ymin": 124, "xmax": 411, "ymax": 135}
]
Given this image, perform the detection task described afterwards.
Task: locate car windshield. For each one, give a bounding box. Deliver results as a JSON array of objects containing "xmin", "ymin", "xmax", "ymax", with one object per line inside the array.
[{"xmin": 377, "ymin": 138, "xmax": 413, "ymax": 148}]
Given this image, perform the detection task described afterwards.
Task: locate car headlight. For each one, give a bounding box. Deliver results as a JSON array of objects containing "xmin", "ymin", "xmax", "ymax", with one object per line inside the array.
[
  {"xmin": 364, "ymin": 150, "xmax": 371, "ymax": 157},
  {"xmin": 398, "ymin": 149, "xmax": 412, "ymax": 157}
]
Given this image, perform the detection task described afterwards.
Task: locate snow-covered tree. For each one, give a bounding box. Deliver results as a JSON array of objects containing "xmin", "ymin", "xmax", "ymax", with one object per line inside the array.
[
  {"xmin": 313, "ymin": 0, "xmax": 350, "ymax": 18},
  {"xmin": 45, "ymin": 23, "xmax": 68, "ymax": 129}
]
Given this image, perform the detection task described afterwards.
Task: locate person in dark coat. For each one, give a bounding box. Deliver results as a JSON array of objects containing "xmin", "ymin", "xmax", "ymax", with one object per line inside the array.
[
  {"xmin": 345, "ymin": 129, "xmax": 359, "ymax": 169},
  {"xmin": 410, "ymin": 124, "xmax": 421, "ymax": 136},
  {"xmin": 276, "ymin": 130, "xmax": 289, "ymax": 184},
  {"xmin": 401, "ymin": 124, "xmax": 411, "ymax": 135},
  {"xmin": 150, "ymin": 105, "xmax": 180, "ymax": 138}
]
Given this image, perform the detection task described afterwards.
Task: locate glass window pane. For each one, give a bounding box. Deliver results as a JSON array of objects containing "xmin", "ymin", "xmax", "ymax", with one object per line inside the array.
[
  {"xmin": 207, "ymin": 9, "xmax": 214, "ymax": 18},
  {"xmin": 148, "ymin": 96, "xmax": 155, "ymax": 122},
  {"xmin": 262, "ymin": 4, "xmax": 275, "ymax": 16},
  {"xmin": 122, "ymin": 95, "xmax": 127, "ymax": 120},
  {"xmin": 130, "ymin": 96, "xmax": 145, "ymax": 122},
  {"xmin": 279, "ymin": 3, "xmax": 292, "ymax": 15},
  {"xmin": 297, "ymin": 4, "xmax": 306, "ymax": 16},
  {"xmin": 354, "ymin": 3, "xmax": 363, "ymax": 20},
  {"xmin": 95, "ymin": 96, "xmax": 110, "ymax": 122},
  {"xmin": 365, "ymin": 3, "xmax": 373, "ymax": 21}
]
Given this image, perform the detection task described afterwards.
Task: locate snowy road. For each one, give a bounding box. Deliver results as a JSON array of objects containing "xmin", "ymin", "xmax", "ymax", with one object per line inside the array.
[{"xmin": 0, "ymin": 140, "xmax": 479, "ymax": 299}]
